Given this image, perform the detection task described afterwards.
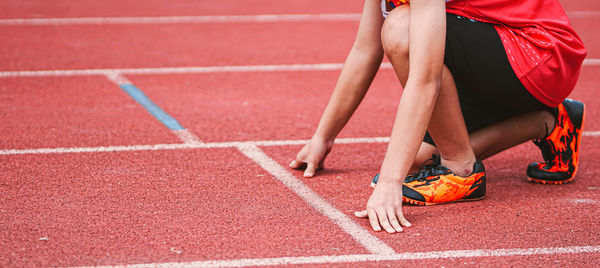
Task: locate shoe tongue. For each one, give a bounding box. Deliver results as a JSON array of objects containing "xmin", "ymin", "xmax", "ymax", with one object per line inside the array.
[
  {"xmin": 433, "ymin": 164, "xmax": 451, "ymax": 175},
  {"xmin": 411, "ymin": 163, "xmax": 449, "ymax": 182}
]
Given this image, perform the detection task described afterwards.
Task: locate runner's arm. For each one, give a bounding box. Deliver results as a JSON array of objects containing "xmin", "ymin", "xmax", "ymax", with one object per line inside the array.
[
  {"xmin": 379, "ymin": 0, "xmax": 446, "ymax": 186},
  {"xmin": 362, "ymin": 0, "xmax": 446, "ymax": 233},
  {"xmin": 290, "ymin": 0, "xmax": 385, "ymax": 177}
]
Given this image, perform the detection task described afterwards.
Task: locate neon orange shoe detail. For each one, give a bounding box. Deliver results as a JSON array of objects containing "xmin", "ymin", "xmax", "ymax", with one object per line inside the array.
[
  {"xmin": 527, "ymin": 99, "xmax": 585, "ymax": 184},
  {"xmin": 372, "ymin": 155, "xmax": 486, "ymax": 206}
]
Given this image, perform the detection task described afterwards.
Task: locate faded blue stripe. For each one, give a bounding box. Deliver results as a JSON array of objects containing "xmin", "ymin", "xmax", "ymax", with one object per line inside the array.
[{"xmin": 120, "ymin": 84, "xmax": 184, "ymax": 130}]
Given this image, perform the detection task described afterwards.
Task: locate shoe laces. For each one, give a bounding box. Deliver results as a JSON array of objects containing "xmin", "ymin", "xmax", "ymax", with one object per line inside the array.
[
  {"xmin": 533, "ymin": 139, "xmax": 551, "ymax": 162},
  {"xmin": 533, "ymin": 123, "xmax": 557, "ymax": 165},
  {"xmin": 405, "ymin": 154, "xmax": 448, "ymax": 183}
]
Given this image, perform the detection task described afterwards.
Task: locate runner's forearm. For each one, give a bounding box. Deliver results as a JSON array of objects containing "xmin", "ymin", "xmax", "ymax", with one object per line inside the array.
[
  {"xmin": 313, "ymin": 0, "xmax": 385, "ymax": 142},
  {"xmin": 379, "ymin": 0, "xmax": 446, "ymax": 182},
  {"xmin": 313, "ymin": 48, "xmax": 383, "ymax": 142}
]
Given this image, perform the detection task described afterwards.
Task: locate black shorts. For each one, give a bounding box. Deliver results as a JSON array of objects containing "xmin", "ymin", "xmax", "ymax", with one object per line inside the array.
[{"xmin": 423, "ymin": 14, "xmax": 553, "ymax": 146}]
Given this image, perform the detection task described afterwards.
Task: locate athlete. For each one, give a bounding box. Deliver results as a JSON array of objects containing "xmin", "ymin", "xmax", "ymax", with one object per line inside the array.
[{"xmin": 289, "ymin": 0, "xmax": 586, "ymax": 233}]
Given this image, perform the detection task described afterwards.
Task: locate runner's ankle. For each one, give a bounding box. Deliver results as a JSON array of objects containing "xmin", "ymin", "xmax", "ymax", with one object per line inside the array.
[{"xmin": 441, "ymin": 157, "xmax": 475, "ymax": 177}]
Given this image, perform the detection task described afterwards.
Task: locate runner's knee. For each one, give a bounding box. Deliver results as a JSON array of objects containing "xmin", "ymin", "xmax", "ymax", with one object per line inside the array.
[{"xmin": 381, "ymin": 7, "xmax": 410, "ymax": 58}]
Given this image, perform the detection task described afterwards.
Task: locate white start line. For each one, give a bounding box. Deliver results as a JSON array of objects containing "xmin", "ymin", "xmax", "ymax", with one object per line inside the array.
[{"xmin": 74, "ymin": 245, "xmax": 600, "ymax": 267}]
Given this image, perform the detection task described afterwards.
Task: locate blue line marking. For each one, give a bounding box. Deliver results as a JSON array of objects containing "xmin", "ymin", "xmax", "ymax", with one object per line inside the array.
[{"xmin": 119, "ymin": 84, "xmax": 184, "ymax": 130}]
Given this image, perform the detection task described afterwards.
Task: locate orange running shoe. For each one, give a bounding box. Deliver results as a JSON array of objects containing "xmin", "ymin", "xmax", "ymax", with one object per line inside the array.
[
  {"xmin": 527, "ymin": 99, "xmax": 585, "ymax": 184},
  {"xmin": 371, "ymin": 155, "xmax": 486, "ymax": 206}
]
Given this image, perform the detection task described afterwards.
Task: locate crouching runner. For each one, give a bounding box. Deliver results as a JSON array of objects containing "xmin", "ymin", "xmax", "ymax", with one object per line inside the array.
[{"xmin": 290, "ymin": 0, "xmax": 586, "ymax": 233}]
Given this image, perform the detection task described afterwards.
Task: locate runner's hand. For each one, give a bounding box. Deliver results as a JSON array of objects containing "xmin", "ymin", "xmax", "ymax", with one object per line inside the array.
[
  {"xmin": 355, "ymin": 179, "xmax": 411, "ymax": 233},
  {"xmin": 289, "ymin": 138, "xmax": 332, "ymax": 177}
]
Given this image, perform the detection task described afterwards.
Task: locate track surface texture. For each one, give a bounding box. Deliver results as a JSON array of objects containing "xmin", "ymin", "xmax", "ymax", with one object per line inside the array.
[{"xmin": 1, "ymin": 0, "xmax": 599, "ymax": 267}]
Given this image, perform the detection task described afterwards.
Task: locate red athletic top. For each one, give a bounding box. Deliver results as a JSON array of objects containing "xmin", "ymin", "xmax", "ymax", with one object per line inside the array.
[
  {"xmin": 384, "ymin": 0, "xmax": 587, "ymax": 107},
  {"xmin": 445, "ymin": 0, "xmax": 587, "ymax": 107}
]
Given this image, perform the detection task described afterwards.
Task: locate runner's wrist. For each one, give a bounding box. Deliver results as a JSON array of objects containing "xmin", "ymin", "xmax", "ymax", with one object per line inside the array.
[
  {"xmin": 376, "ymin": 172, "xmax": 404, "ymax": 184},
  {"xmin": 312, "ymin": 132, "xmax": 336, "ymax": 146}
]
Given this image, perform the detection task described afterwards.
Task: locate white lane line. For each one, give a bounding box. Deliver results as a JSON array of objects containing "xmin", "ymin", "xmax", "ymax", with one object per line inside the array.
[
  {"xmin": 570, "ymin": 198, "xmax": 598, "ymax": 204},
  {"xmin": 583, "ymin": 131, "xmax": 600, "ymax": 136},
  {"xmin": 2, "ymin": 59, "xmax": 599, "ymax": 78},
  {"xmin": 0, "ymin": 11, "xmax": 596, "ymax": 26},
  {"xmin": 3, "ymin": 132, "xmax": 600, "ymax": 155},
  {"xmin": 0, "ymin": 14, "xmax": 361, "ymax": 26},
  {"xmin": 105, "ymin": 71, "xmax": 133, "ymax": 84},
  {"xmin": 172, "ymin": 129, "xmax": 203, "ymax": 145},
  {"xmin": 75, "ymin": 245, "xmax": 600, "ymax": 267},
  {"xmin": 0, "ymin": 143, "xmax": 192, "ymax": 155},
  {"xmin": 236, "ymin": 144, "xmax": 396, "ymax": 255},
  {"xmin": 0, "ymin": 137, "xmax": 388, "ymax": 155},
  {"xmin": 0, "ymin": 63, "xmax": 350, "ymax": 78},
  {"xmin": 584, "ymin": 58, "xmax": 600, "ymax": 66},
  {"xmin": 252, "ymin": 136, "xmax": 390, "ymax": 147}
]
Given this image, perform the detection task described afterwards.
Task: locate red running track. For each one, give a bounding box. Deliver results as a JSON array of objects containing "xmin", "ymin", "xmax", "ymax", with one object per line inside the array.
[
  {"xmin": 0, "ymin": 0, "xmax": 363, "ymax": 18},
  {"xmin": 0, "ymin": 0, "xmax": 599, "ymax": 267},
  {"xmin": 0, "ymin": 76, "xmax": 180, "ymax": 149},
  {"xmin": 0, "ymin": 149, "xmax": 368, "ymax": 266},
  {"xmin": 0, "ymin": 22, "xmax": 357, "ymax": 71}
]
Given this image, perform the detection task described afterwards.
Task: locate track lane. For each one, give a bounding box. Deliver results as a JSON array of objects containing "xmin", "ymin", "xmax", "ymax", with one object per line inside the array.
[
  {"xmin": 0, "ymin": 22, "xmax": 356, "ymax": 71},
  {"xmin": 0, "ymin": 76, "xmax": 179, "ymax": 149},
  {"xmin": 559, "ymin": 0, "xmax": 600, "ymax": 11},
  {"xmin": 262, "ymin": 140, "xmax": 600, "ymax": 254},
  {"xmin": 126, "ymin": 70, "xmax": 401, "ymax": 142},
  {"xmin": 570, "ymin": 15, "xmax": 600, "ymax": 59},
  {"xmin": 570, "ymin": 66, "xmax": 600, "ymax": 131},
  {"xmin": 0, "ymin": 149, "xmax": 369, "ymax": 267},
  {"xmin": 0, "ymin": 12, "xmax": 596, "ymax": 70},
  {"xmin": 0, "ymin": 0, "xmax": 363, "ymax": 19},
  {"xmin": 0, "ymin": 0, "xmax": 593, "ymax": 19}
]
